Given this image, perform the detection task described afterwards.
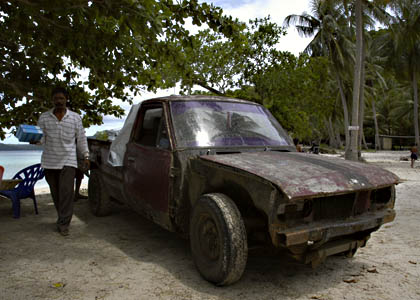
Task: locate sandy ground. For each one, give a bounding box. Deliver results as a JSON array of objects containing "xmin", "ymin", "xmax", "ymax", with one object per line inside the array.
[{"xmin": 0, "ymin": 150, "xmax": 419, "ymax": 300}]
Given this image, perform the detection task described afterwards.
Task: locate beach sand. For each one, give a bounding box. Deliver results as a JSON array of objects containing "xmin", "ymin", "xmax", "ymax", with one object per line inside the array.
[{"xmin": 0, "ymin": 151, "xmax": 419, "ymax": 300}]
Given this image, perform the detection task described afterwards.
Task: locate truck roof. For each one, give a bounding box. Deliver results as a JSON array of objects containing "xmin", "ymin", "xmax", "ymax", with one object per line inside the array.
[{"xmin": 141, "ymin": 95, "xmax": 257, "ymax": 105}]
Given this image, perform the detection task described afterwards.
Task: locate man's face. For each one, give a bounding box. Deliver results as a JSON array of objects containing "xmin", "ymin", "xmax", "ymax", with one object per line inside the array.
[{"xmin": 52, "ymin": 92, "xmax": 67, "ymax": 109}]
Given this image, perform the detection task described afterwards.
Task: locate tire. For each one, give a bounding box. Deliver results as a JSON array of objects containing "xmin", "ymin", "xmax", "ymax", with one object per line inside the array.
[
  {"xmin": 190, "ymin": 193, "xmax": 248, "ymax": 286},
  {"xmin": 88, "ymin": 169, "xmax": 112, "ymax": 216}
]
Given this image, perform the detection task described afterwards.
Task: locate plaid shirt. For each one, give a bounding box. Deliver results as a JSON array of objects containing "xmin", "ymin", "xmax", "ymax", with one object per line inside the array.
[{"xmin": 38, "ymin": 109, "xmax": 89, "ymax": 169}]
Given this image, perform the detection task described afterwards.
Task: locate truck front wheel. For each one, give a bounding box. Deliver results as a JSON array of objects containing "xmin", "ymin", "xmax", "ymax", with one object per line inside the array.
[
  {"xmin": 88, "ymin": 169, "xmax": 112, "ymax": 216},
  {"xmin": 190, "ymin": 193, "xmax": 248, "ymax": 286}
]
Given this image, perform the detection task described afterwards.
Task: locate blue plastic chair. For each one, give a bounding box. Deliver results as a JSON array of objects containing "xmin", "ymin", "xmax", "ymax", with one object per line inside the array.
[{"xmin": 0, "ymin": 163, "xmax": 45, "ymax": 218}]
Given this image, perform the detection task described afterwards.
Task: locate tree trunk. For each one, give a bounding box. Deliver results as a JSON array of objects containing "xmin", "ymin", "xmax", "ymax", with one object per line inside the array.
[
  {"xmin": 358, "ymin": 36, "xmax": 366, "ymax": 151},
  {"xmin": 359, "ymin": 102, "xmax": 366, "ymax": 149},
  {"xmin": 325, "ymin": 117, "xmax": 338, "ymax": 148},
  {"xmin": 346, "ymin": 0, "xmax": 363, "ymax": 161},
  {"xmin": 337, "ymin": 74, "xmax": 350, "ymax": 151},
  {"xmin": 362, "ymin": 131, "xmax": 368, "ymax": 150},
  {"xmin": 413, "ymin": 69, "xmax": 419, "ymax": 146},
  {"xmin": 335, "ymin": 123, "xmax": 343, "ymax": 148},
  {"xmin": 329, "ymin": 117, "xmax": 339, "ymax": 148},
  {"xmin": 372, "ymin": 99, "xmax": 381, "ymax": 150}
]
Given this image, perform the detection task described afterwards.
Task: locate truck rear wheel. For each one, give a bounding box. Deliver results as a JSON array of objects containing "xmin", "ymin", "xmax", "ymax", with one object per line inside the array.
[
  {"xmin": 88, "ymin": 169, "xmax": 112, "ymax": 216},
  {"xmin": 190, "ymin": 193, "xmax": 248, "ymax": 286}
]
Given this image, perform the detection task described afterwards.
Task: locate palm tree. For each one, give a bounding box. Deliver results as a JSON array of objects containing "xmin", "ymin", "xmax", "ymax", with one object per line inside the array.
[
  {"xmin": 284, "ymin": 0, "xmax": 354, "ymax": 151},
  {"xmin": 387, "ymin": 0, "xmax": 420, "ymax": 146},
  {"xmin": 285, "ymin": 1, "xmax": 393, "ymax": 158},
  {"xmin": 376, "ymin": 79, "xmax": 410, "ymax": 135},
  {"xmin": 363, "ymin": 31, "xmax": 389, "ymax": 150},
  {"xmin": 346, "ymin": 0, "xmax": 364, "ymax": 160},
  {"xmin": 344, "ymin": 0, "xmax": 391, "ymax": 159}
]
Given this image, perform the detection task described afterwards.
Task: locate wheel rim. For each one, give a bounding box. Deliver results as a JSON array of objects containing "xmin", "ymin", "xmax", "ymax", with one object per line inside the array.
[{"xmin": 198, "ymin": 215, "xmax": 220, "ymax": 261}]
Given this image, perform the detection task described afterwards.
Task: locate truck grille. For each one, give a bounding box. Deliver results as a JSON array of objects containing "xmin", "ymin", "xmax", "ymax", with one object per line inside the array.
[
  {"xmin": 279, "ymin": 186, "xmax": 394, "ymax": 225},
  {"xmin": 312, "ymin": 193, "xmax": 356, "ymax": 221},
  {"xmin": 310, "ymin": 186, "xmax": 393, "ymax": 221}
]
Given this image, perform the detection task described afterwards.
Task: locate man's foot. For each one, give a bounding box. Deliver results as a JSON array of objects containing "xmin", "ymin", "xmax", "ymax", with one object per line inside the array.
[
  {"xmin": 57, "ymin": 227, "xmax": 69, "ymax": 236},
  {"xmin": 74, "ymin": 193, "xmax": 88, "ymax": 201}
]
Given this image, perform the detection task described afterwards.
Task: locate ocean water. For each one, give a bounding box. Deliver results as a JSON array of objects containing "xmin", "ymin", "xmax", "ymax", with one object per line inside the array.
[{"xmin": 0, "ymin": 150, "xmax": 48, "ymax": 188}]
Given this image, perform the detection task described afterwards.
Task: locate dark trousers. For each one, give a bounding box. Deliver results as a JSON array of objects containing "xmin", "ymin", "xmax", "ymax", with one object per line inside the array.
[{"xmin": 44, "ymin": 167, "xmax": 76, "ymax": 231}]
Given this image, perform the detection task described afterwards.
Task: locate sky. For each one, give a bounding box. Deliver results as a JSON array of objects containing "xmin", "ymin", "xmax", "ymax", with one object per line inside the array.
[
  {"xmin": 3, "ymin": 0, "xmax": 312, "ymax": 144},
  {"xmin": 207, "ymin": 0, "xmax": 312, "ymax": 54}
]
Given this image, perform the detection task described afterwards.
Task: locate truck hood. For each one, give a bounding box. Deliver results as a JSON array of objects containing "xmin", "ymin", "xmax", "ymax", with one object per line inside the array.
[{"xmin": 199, "ymin": 151, "xmax": 399, "ymax": 200}]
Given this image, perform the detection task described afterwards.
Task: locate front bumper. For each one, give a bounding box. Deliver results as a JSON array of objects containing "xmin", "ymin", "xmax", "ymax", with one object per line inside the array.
[{"xmin": 272, "ymin": 208, "xmax": 396, "ymax": 248}]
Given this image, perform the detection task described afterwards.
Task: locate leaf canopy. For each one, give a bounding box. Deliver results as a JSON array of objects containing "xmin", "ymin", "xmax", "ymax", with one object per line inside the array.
[{"xmin": 0, "ymin": 0, "xmax": 242, "ymax": 139}]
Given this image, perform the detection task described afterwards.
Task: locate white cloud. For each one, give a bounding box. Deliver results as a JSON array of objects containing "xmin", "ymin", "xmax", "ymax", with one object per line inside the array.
[{"xmin": 208, "ymin": 0, "xmax": 312, "ymax": 55}]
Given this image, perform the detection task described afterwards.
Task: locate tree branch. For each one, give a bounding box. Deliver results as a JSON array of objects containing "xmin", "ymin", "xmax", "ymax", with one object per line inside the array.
[{"xmin": 192, "ymin": 79, "xmax": 224, "ymax": 95}]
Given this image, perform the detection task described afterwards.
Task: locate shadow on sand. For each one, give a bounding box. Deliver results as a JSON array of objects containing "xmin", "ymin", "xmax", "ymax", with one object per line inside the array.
[{"xmin": 0, "ymin": 194, "xmax": 373, "ymax": 299}]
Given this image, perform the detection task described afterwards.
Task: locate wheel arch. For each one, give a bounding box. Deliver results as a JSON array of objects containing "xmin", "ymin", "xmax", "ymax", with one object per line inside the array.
[{"xmin": 186, "ymin": 161, "xmax": 277, "ymax": 244}]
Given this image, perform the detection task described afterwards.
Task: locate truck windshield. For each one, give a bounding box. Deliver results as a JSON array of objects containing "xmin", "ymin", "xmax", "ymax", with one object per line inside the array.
[{"xmin": 170, "ymin": 101, "xmax": 293, "ymax": 148}]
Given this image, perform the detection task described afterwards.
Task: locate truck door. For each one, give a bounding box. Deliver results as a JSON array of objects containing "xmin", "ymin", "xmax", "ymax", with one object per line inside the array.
[{"xmin": 123, "ymin": 102, "xmax": 172, "ymax": 224}]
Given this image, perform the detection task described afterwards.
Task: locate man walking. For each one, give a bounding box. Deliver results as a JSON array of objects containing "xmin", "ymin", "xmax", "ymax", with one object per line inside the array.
[{"xmin": 37, "ymin": 87, "xmax": 89, "ymax": 236}]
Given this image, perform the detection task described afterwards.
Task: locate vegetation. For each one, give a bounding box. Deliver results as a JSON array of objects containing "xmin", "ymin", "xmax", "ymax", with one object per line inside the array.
[
  {"xmin": 1, "ymin": 0, "xmax": 420, "ymax": 159},
  {"xmin": 281, "ymin": 0, "xmax": 420, "ymax": 154},
  {"xmin": 0, "ymin": 0, "xmax": 242, "ymax": 139}
]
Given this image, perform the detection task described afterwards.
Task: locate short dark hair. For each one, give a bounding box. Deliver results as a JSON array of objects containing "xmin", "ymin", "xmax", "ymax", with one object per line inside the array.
[{"xmin": 51, "ymin": 87, "xmax": 69, "ymax": 99}]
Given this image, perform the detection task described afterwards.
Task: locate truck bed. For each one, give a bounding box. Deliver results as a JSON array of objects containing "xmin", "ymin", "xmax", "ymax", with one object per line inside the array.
[{"xmin": 88, "ymin": 138, "xmax": 125, "ymax": 202}]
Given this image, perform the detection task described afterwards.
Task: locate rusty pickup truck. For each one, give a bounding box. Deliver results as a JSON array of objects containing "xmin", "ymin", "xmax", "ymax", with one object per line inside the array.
[{"xmin": 87, "ymin": 95, "xmax": 398, "ymax": 286}]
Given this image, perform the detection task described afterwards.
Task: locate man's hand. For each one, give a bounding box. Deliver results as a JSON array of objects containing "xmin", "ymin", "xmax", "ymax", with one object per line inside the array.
[{"xmin": 80, "ymin": 158, "xmax": 90, "ymax": 173}]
